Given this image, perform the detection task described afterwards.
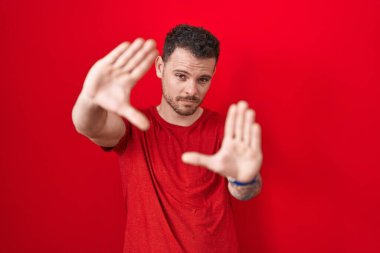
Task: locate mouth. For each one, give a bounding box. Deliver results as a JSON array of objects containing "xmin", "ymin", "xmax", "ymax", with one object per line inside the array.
[
  {"xmin": 180, "ymin": 99, "xmax": 198, "ymax": 103},
  {"xmin": 177, "ymin": 96, "xmax": 200, "ymax": 104}
]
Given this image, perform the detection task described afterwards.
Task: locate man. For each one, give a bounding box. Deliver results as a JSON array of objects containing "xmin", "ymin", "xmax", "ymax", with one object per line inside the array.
[{"xmin": 72, "ymin": 24, "xmax": 263, "ymax": 252}]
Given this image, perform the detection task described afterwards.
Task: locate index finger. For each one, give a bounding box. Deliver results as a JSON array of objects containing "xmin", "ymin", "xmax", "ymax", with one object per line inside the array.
[
  {"xmin": 224, "ymin": 104, "xmax": 237, "ymax": 139},
  {"xmin": 130, "ymin": 49, "xmax": 159, "ymax": 80},
  {"xmin": 102, "ymin": 42, "xmax": 130, "ymax": 64}
]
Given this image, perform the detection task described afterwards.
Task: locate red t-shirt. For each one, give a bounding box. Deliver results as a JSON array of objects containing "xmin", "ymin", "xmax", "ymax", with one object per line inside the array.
[{"xmin": 110, "ymin": 106, "xmax": 239, "ymax": 253}]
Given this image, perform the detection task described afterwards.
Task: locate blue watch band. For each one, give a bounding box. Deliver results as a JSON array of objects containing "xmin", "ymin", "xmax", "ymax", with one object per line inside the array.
[{"xmin": 228, "ymin": 176, "xmax": 258, "ymax": 186}]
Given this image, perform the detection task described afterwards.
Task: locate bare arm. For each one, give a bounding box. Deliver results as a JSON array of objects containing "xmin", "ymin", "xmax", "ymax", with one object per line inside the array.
[
  {"xmin": 72, "ymin": 92, "xmax": 126, "ymax": 147},
  {"xmin": 72, "ymin": 39, "xmax": 158, "ymax": 147}
]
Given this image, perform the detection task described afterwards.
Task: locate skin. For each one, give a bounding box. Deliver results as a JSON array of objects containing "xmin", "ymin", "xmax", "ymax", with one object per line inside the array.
[
  {"xmin": 182, "ymin": 100, "xmax": 263, "ymax": 183},
  {"xmin": 155, "ymin": 47, "xmax": 215, "ymax": 126},
  {"xmin": 72, "ymin": 38, "xmax": 158, "ymax": 147},
  {"xmin": 72, "ymin": 38, "xmax": 263, "ymax": 200}
]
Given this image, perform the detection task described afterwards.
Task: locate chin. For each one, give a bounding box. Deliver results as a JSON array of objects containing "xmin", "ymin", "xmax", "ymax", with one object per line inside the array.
[{"xmin": 175, "ymin": 105, "xmax": 198, "ymax": 116}]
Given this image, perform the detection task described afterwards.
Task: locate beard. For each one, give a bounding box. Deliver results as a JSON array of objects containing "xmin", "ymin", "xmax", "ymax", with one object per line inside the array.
[{"xmin": 163, "ymin": 92, "xmax": 202, "ymax": 116}]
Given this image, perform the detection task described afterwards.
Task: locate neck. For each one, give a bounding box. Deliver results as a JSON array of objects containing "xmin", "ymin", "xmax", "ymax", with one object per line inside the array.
[{"xmin": 157, "ymin": 98, "xmax": 204, "ymax": 127}]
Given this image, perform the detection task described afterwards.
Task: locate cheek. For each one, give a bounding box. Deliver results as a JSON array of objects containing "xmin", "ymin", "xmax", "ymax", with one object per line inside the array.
[
  {"xmin": 163, "ymin": 78, "xmax": 181, "ymax": 94},
  {"xmin": 162, "ymin": 76, "xmax": 173, "ymax": 88},
  {"xmin": 165, "ymin": 76, "xmax": 179, "ymax": 87},
  {"xmin": 199, "ymin": 85, "xmax": 211, "ymax": 97}
]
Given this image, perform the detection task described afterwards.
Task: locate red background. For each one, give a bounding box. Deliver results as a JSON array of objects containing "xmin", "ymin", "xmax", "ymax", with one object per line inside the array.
[{"xmin": 1, "ymin": 0, "xmax": 379, "ymax": 252}]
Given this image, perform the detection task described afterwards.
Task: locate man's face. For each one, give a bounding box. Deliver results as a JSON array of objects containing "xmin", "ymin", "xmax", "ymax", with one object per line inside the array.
[{"xmin": 155, "ymin": 47, "xmax": 216, "ymax": 116}]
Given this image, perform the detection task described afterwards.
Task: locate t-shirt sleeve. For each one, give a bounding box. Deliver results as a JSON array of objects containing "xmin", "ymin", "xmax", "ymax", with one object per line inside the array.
[{"xmin": 100, "ymin": 117, "xmax": 131, "ymax": 154}]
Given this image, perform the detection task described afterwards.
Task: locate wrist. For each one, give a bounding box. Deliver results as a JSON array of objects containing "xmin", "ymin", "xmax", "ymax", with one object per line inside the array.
[{"xmin": 227, "ymin": 174, "xmax": 259, "ymax": 186}]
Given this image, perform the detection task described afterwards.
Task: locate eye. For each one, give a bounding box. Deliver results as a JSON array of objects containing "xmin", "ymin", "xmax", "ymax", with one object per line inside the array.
[
  {"xmin": 198, "ymin": 77, "xmax": 210, "ymax": 84},
  {"xmin": 175, "ymin": 73, "xmax": 187, "ymax": 81}
]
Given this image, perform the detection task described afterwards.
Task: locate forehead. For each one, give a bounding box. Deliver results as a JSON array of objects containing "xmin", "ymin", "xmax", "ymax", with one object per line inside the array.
[{"xmin": 164, "ymin": 47, "xmax": 216, "ymax": 75}]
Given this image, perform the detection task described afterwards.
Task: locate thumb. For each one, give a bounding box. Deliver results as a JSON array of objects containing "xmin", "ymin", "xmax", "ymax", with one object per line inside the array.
[
  {"xmin": 120, "ymin": 105, "xmax": 150, "ymax": 131},
  {"xmin": 182, "ymin": 152, "xmax": 213, "ymax": 168}
]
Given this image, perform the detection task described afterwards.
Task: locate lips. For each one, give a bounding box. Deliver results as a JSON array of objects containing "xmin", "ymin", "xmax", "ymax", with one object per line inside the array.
[
  {"xmin": 176, "ymin": 97, "xmax": 200, "ymax": 103},
  {"xmin": 180, "ymin": 99, "xmax": 198, "ymax": 103}
]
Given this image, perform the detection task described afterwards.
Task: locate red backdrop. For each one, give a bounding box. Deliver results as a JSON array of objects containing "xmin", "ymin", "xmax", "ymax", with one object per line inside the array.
[{"xmin": 1, "ymin": 0, "xmax": 379, "ymax": 252}]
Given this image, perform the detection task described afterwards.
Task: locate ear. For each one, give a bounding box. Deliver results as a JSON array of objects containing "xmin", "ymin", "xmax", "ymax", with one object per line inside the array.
[{"xmin": 155, "ymin": 56, "xmax": 164, "ymax": 78}]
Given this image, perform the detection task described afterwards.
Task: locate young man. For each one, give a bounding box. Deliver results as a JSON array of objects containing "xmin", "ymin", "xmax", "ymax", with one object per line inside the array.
[{"xmin": 72, "ymin": 24, "xmax": 263, "ymax": 252}]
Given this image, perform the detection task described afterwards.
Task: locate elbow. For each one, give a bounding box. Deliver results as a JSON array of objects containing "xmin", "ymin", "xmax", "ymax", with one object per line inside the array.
[
  {"xmin": 71, "ymin": 104, "xmax": 84, "ymax": 135},
  {"xmin": 71, "ymin": 103, "xmax": 91, "ymax": 137}
]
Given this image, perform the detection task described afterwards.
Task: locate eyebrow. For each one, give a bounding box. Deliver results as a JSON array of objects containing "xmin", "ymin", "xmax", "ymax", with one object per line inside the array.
[
  {"xmin": 199, "ymin": 74, "xmax": 212, "ymax": 79},
  {"xmin": 173, "ymin": 69, "xmax": 212, "ymax": 79},
  {"xmin": 173, "ymin": 69, "xmax": 191, "ymax": 75}
]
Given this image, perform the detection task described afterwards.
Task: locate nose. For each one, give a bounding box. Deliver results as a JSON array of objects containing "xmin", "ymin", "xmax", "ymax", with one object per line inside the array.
[{"xmin": 184, "ymin": 80, "xmax": 198, "ymax": 96}]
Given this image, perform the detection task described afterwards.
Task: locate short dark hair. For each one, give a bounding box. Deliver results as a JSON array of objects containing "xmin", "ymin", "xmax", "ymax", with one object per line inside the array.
[{"xmin": 162, "ymin": 24, "xmax": 220, "ymax": 63}]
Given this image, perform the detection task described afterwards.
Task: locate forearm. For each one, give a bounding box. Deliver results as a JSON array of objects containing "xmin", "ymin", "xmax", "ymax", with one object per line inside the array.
[
  {"xmin": 228, "ymin": 173, "xmax": 262, "ymax": 201},
  {"xmin": 72, "ymin": 92, "xmax": 108, "ymax": 138}
]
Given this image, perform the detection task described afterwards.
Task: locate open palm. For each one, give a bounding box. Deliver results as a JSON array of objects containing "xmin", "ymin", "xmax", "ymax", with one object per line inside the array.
[
  {"xmin": 82, "ymin": 38, "xmax": 158, "ymax": 130},
  {"xmin": 182, "ymin": 101, "xmax": 263, "ymax": 182}
]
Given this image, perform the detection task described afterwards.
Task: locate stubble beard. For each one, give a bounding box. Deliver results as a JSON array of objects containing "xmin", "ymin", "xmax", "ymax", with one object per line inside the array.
[{"xmin": 163, "ymin": 91, "xmax": 202, "ymax": 116}]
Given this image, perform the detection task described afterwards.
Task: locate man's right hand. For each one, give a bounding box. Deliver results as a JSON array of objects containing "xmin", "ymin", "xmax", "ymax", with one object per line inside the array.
[{"xmin": 81, "ymin": 38, "xmax": 158, "ymax": 130}]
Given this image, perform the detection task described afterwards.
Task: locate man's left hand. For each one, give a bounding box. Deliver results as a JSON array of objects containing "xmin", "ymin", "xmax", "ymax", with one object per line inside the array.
[{"xmin": 182, "ymin": 101, "xmax": 263, "ymax": 182}]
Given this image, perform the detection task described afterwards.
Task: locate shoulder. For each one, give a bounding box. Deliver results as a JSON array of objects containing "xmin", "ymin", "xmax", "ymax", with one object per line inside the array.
[
  {"xmin": 202, "ymin": 108, "xmax": 225, "ymax": 126},
  {"xmin": 140, "ymin": 106, "xmax": 157, "ymax": 121},
  {"xmin": 198, "ymin": 108, "xmax": 225, "ymax": 137},
  {"xmin": 199, "ymin": 108, "xmax": 225, "ymax": 148}
]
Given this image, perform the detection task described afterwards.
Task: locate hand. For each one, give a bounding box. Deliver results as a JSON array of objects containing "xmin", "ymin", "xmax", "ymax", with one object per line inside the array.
[
  {"xmin": 81, "ymin": 38, "xmax": 158, "ymax": 130},
  {"xmin": 182, "ymin": 101, "xmax": 263, "ymax": 182}
]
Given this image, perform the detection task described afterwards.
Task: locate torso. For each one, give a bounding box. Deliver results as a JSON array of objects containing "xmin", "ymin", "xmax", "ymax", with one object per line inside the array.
[{"xmin": 112, "ymin": 106, "xmax": 239, "ymax": 253}]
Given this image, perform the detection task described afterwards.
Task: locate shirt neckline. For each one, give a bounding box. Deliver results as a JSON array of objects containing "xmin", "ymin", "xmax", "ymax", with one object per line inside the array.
[{"xmin": 149, "ymin": 105, "xmax": 208, "ymax": 130}]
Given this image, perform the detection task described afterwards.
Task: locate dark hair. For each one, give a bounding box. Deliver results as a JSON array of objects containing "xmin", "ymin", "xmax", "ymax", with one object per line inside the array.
[{"xmin": 162, "ymin": 24, "xmax": 220, "ymax": 63}]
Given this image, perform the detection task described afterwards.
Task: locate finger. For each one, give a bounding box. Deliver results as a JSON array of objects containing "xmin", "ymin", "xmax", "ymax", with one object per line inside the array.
[
  {"xmin": 251, "ymin": 123, "xmax": 262, "ymax": 151},
  {"xmin": 243, "ymin": 109, "xmax": 254, "ymax": 146},
  {"xmin": 113, "ymin": 38, "xmax": 145, "ymax": 68},
  {"xmin": 130, "ymin": 49, "xmax": 159, "ymax": 80},
  {"xmin": 235, "ymin": 101, "xmax": 248, "ymax": 141},
  {"xmin": 102, "ymin": 42, "xmax": 130, "ymax": 64},
  {"xmin": 122, "ymin": 39, "xmax": 157, "ymax": 73},
  {"xmin": 182, "ymin": 152, "xmax": 213, "ymax": 168},
  {"xmin": 119, "ymin": 105, "xmax": 150, "ymax": 131},
  {"xmin": 224, "ymin": 104, "xmax": 237, "ymax": 139}
]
